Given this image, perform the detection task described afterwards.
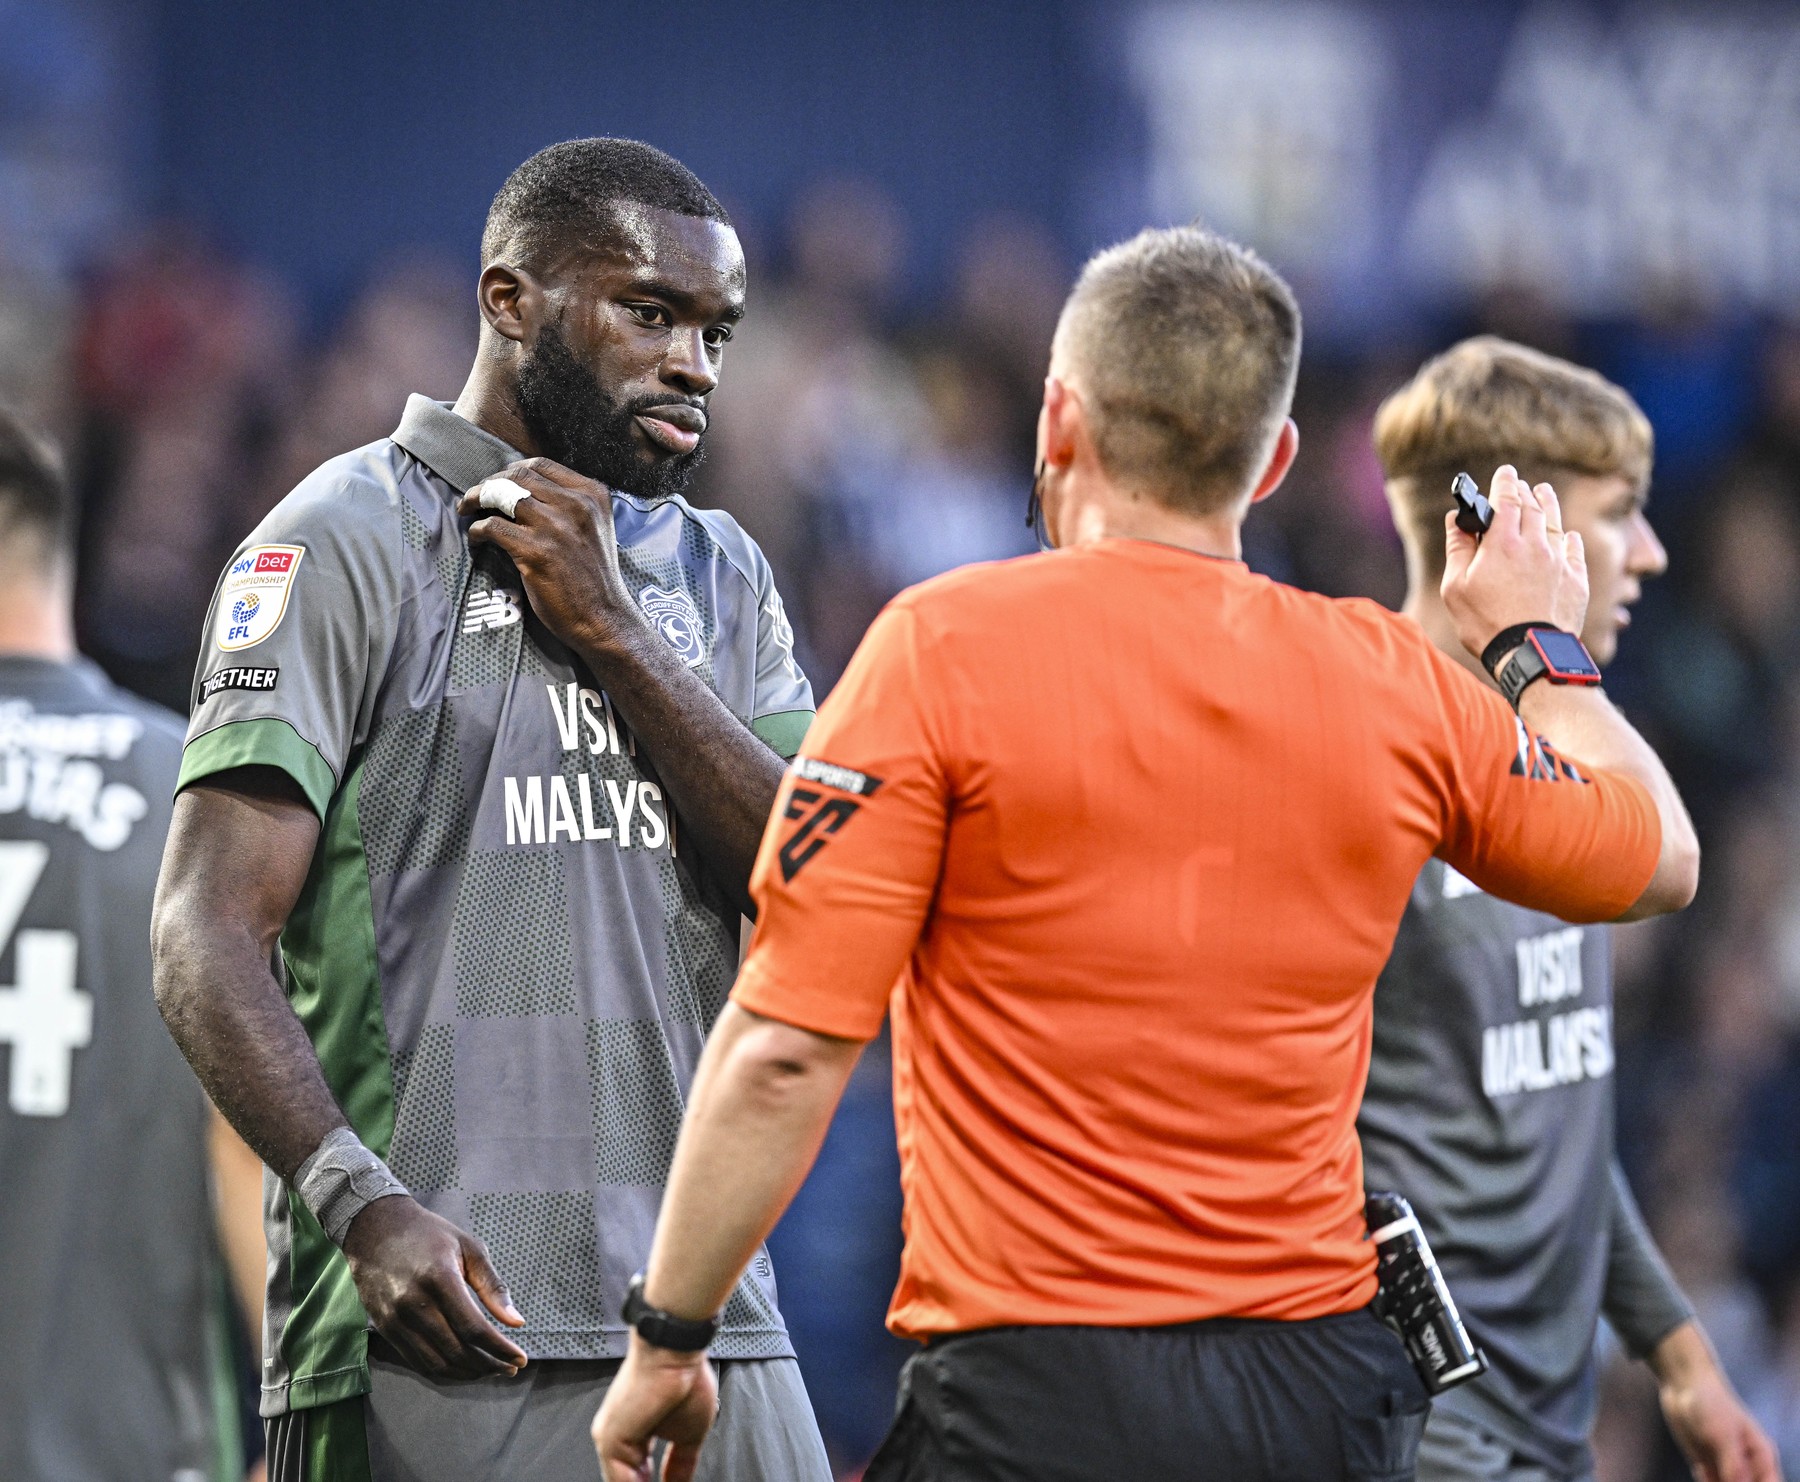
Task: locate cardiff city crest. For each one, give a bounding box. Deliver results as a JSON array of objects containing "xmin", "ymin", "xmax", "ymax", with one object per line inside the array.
[{"xmin": 638, "ymin": 584, "xmax": 706, "ymax": 667}]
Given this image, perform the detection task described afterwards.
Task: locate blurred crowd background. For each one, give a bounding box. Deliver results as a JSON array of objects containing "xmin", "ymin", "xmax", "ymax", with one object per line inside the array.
[{"xmin": 7, "ymin": 1, "xmax": 1800, "ymax": 1477}]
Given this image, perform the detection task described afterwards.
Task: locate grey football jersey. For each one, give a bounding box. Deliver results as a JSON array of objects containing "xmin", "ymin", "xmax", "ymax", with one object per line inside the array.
[
  {"xmin": 1358, "ymin": 859, "xmax": 1690, "ymax": 1474},
  {"xmin": 0, "ymin": 658, "xmax": 237, "ymax": 1482},
  {"xmin": 179, "ymin": 397, "xmax": 814, "ymax": 1415}
]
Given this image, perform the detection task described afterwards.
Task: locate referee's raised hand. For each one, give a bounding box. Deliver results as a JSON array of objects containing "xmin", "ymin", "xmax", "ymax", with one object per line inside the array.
[
  {"xmin": 1441, "ymin": 463, "xmax": 1590, "ymax": 662},
  {"xmin": 340, "ymin": 1195, "xmax": 528, "ymax": 1379},
  {"xmin": 1439, "ymin": 459, "xmax": 1698, "ymax": 918},
  {"xmin": 460, "ymin": 459, "xmax": 650, "ymax": 660}
]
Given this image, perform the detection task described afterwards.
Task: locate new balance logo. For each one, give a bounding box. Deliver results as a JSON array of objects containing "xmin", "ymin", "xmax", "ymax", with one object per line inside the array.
[
  {"xmin": 777, "ymin": 760, "xmax": 885, "ymax": 882},
  {"xmin": 463, "ymin": 589, "xmax": 522, "ymax": 633}
]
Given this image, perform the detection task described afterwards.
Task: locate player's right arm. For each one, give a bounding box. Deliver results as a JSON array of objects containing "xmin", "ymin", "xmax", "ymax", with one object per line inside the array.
[
  {"xmin": 156, "ymin": 770, "xmax": 332, "ymax": 1175},
  {"xmin": 152, "ymin": 478, "xmax": 526, "ymax": 1379},
  {"xmin": 1434, "ymin": 465, "xmax": 1699, "ymax": 921},
  {"xmin": 1601, "ymin": 1166, "xmax": 1781, "ymax": 1481},
  {"xmin": 156, "ymin": 773, "xmax": 525, "ymax": 1378}
]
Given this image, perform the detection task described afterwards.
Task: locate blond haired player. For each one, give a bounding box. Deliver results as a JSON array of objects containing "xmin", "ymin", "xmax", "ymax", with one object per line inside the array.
[{"xmin": 1360, "ymin": 336, "xmax": 1780, "ymax": 1482}]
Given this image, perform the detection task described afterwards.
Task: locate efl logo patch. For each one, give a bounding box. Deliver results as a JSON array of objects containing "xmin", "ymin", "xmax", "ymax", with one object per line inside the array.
[
  {"xmin": 199, "ymin": 667, "xmax": 280, "ymax": 703},
  {"xmin": 215, "ymin": 545, "xmax": 304, "ymax": 651},
  {"xmin": 463, "ymin": 588, "xmax": 522, "ymax": 633},
  {"xmin": 639, "ymin": 585, "xmax": 705, "ymax": 667},
  {"xmin": 777, "ymin": 760, "xmax": 884, "ymax": 882}
]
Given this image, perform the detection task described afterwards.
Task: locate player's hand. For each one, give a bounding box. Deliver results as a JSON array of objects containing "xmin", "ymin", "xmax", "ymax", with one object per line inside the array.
[
  {"xmin": 592, "ymin": 1339, "xmax": 719, "ymax": 1482},
  {"xmin": 1657, "ymin": 1357, "xmax": 1781, "ymax": 1482},
  {"xmin": 1650, "ymin": 1322, "xmax": 1781, "ymax": 1482},
  {"xmin": 1441, "ymin": 464, "xmax": 1589, "ymax": 662},
  {"xmin": 459, "ymin": 460, "xmax": 649, "ymax": 660},
  {"xmin": 340, "ymin": 1194, "xmax": 528, "ymax": 1380}
]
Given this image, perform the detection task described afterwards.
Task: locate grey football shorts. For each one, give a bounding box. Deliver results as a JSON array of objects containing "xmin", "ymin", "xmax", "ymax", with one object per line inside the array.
[
  {"xmin": 1415, "ymin": 1406, "xmax": 1595, "ymax": 1482},
  {"xmin": 265, "ymin": 1340, "xmax": 832, "ymax": 1482}
]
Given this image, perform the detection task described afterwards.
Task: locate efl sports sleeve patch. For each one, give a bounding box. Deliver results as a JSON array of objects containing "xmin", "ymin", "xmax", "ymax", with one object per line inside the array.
[
  {"xmin": 1509, "ymin": 715, "xmax": 1587, "ymax": 783},
  {"xmin": 777, "ymin": 757, "xmax": 884, "ymax": 882},
  {"xmin": 215, "ymin": 545, "xmax": 305, "ymax": 651}
]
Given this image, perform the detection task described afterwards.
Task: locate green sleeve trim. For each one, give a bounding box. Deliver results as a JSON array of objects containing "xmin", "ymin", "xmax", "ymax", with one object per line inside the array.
[
  {"xmin": 752, "ymin": 709, "xmax": 814, "ymax": 759},
  {"xmin": 178, "ymin": 718, "xmax": 338, "ymax": 820},
  {"xmin": 277, "ymin": 759, "xmax": 392, "ymax": 1410}
]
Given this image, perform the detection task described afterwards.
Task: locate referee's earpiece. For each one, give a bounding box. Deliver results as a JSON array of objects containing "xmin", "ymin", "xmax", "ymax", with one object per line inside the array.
[{"xmin": 1026, "ymin": 460, "xmax": 1052, "ymax": 552}]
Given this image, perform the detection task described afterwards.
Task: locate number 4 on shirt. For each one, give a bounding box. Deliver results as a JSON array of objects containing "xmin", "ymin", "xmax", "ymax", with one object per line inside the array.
[{"xmin": 0, "ymin": 841, "xmax": 88, "ymax": 1116}]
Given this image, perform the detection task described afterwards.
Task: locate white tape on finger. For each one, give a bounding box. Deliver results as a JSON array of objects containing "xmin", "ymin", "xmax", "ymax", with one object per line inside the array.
[{"xmin": 477, "ymin": 478, "xmax": 533, "ymax": 519}]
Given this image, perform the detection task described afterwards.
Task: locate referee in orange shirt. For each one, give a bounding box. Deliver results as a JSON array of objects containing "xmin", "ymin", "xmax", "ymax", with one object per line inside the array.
[{"xmin": 591, "ymin": 226, "xmax": 1701, "ymax": 1481}]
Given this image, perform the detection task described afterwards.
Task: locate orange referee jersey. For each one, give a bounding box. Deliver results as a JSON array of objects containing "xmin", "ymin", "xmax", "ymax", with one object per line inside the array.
[{"xmin": 733, "ymin": 539, "xmax": 1660, "ymax": 1341}]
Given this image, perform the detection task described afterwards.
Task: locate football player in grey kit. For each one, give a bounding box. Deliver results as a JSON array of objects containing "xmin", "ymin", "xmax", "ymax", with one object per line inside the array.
[
  {"xmin": 1362, "ymin": 337, "xmax": 1780, "ymax": 1482},
  {"xmin": 0, "ymin": 408, "xmax": 266, "ymax": 1482},
  {"xmin": 152, "ymin": 140, "xmax": 831, "ymax": 1481}
]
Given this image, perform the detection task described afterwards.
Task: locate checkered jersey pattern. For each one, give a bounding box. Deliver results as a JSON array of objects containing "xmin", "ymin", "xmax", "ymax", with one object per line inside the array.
[{"xmin": 354, "ymin": 465, "xmax": 796, "ymax": 1360}]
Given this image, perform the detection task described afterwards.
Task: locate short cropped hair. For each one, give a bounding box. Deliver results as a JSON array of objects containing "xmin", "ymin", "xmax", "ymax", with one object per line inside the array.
[
  {"xmin": 1057, "ymin": 225, "xmax": 1301, "ymax": 514},
  {"xmin": 0, "ymin": 406, "xmax": 70, "ymax": 558},
  {"xmin": 481, "ymin": 137, "xmax": 730, "ymax": 271},
  {"xmin": 1374, "ymin": 336, "xmax": 1653, "ymax": 576}
]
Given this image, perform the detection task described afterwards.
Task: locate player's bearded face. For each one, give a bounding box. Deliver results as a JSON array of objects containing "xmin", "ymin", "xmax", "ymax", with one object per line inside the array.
[{"xmin": 514, "ymin": 322, "xmax": 705, "ymax": 500}]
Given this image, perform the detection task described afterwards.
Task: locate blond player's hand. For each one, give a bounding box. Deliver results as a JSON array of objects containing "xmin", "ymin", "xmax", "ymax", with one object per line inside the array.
[
  {"xmin": 1441, "ymin": 464, "xmax": 1589, "ymax": 663},
  {"xmin": 592, "ymin": 1340, "xmax": 719, "ymax": 1482},
  {"xmin": 1653, "ymin": 1324, "xmax": 1782, "ymax": 1482},
  {"xmin": 1660, "ymin": 1374, "xmax": 1782, "ymax": 1482}
]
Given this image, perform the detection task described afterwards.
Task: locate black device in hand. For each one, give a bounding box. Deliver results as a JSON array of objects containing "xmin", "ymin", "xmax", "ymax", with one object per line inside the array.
[{"xmin": 1452, "ymin": 472, "xmax": 1493, "ymax": 536}]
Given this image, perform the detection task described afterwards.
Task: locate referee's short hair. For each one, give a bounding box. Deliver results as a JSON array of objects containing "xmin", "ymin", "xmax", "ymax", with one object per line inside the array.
[
  {"xmin": 1374, "ymin": 336, "xmax": 1653, "ymax": 581},
  {"xmin": 482, "ymin": 137, "xmax": 731, "ymax": 273},
  {"xmin": 0, "ymin": 406, "xmax": 71, "ymax": 561},
  {"xmin": 1057, "ymin": 225, "xmax": 1301, "ymax": 515}
]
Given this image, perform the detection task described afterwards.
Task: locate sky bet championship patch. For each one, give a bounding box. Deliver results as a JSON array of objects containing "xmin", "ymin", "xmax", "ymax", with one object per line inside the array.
[{"xmin": 214, "ymin": 544, "xmax": 304, "ymax": 652}]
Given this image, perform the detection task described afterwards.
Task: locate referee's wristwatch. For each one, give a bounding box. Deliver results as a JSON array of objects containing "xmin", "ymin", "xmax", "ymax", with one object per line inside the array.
[
  {"xmin": 1480, "ymin": 622, "xmax": 1602, "ymax": 709},
  {"xmin": 621, "ymin": 1271, "xmax": 719, "ymax": 1352}
]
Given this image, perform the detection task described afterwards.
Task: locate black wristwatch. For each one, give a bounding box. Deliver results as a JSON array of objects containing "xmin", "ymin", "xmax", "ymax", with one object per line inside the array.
[
  {"xmin": 1481, "ymin": 623, "xmax": 1602, "ymax": 709},
  {"xmin": 620, "ymin": 1272, "xmax": 719, "ymax": 1352}
]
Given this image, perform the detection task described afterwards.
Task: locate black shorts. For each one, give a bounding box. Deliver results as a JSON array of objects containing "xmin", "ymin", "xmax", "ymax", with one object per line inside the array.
[{"xmin": 865, "ymin": 1307, "xmax": 1430, "ymax": 1482}]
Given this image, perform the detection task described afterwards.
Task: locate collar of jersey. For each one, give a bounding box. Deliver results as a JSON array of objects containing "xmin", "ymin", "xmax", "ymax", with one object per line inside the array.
[
  {"xmin": 392, "ymin": 395, "xmax": 522, "ymax": 496},
  {"xmin": 1089, "ymin": 535, "xmax": 1246, "ymax": 567},
  {"xmin": 394, "ymin": 396, "xmax": 681, "ymax": 518}
]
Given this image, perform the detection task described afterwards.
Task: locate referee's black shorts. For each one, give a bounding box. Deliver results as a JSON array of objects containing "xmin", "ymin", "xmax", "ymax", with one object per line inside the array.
[{"xmin": 864, "ymin": 1306, "xmax": 1429, "ymax": 1482}]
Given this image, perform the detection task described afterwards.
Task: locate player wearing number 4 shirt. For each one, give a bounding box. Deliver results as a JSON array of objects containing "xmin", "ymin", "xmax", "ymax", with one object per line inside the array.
[
  {"xmin": 0, "ymin": 410, "xmax": 265, "ymax": 1482},
  {"xmin": 1361, "ymin": 339, "xmax": 1779, "ymax": 1482},
  {"xmin": 153, "ymin": 140, "xmax": 831, "ymax": 1482}
]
